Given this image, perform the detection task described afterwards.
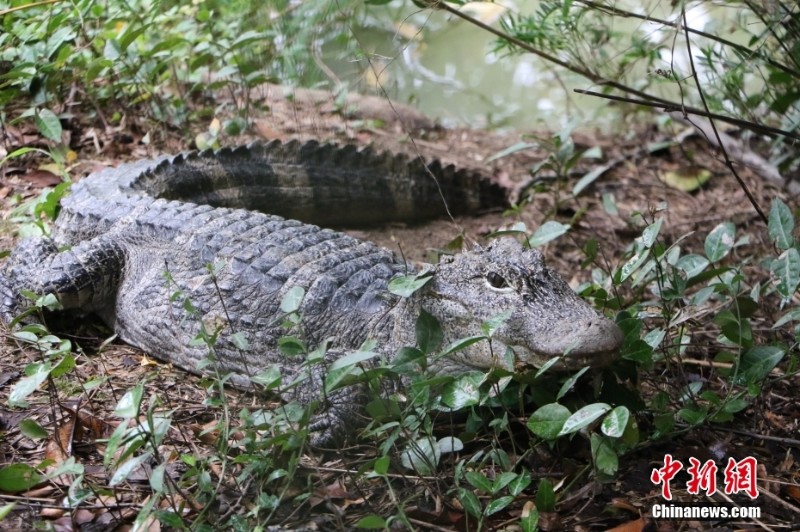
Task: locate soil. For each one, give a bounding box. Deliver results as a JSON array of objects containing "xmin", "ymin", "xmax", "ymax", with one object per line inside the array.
[{"xmin": 0, "ymin": 86, "xmax": 798, "ymax": 530}]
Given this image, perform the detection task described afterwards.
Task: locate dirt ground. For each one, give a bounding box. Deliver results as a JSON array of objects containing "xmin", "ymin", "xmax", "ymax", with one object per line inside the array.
[{"xmin": 0, "ymin": 86, "xmax": 798, "ymax": 530}]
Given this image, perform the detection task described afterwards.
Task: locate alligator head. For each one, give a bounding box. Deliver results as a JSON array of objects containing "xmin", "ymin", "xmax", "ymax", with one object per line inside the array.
[{"xmin": 418, "ymin": 238, "xmax": 623, "ymax": 376}]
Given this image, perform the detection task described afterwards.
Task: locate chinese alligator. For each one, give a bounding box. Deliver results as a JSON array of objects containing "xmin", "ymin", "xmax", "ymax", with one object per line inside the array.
[{"xmin": 0, "ymin": 140, "xmax": 623, "ymax": 444}]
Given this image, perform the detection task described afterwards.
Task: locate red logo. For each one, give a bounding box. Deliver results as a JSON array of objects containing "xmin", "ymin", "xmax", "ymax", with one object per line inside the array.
[
  {"xmin": 651, "ymin": 455, "xmax": 759, "ymax": 500},
  {"xmin": 650, "ymin": 454, "xmax": 683, "ymax": 500}
]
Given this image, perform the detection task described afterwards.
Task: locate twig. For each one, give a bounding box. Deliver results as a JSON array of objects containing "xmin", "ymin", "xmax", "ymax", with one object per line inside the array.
[
  {"xmin": 574, "ymin": 0, "xmax": 800, "ymax": 79},
  {"xmin": 709, "ymin": 426, "xmax": 800, "ymax": 447},
  {"xmin": 713, "ymin": 491, "xmax": 779, "ymax": 532},
  {"xmin": 425, "ymin": 0, "xmax": 679, "ymax": 110},
  {"xmin": 573, "ymin": 89, "xmax": 800, "ymax": 142},
  {"xmin": 679, "ymin": 7, "xmax": 768, "ymax": 225}
]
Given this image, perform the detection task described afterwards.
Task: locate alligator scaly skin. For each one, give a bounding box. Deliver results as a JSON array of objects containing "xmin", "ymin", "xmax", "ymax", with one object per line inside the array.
[{"xmin": 1, "ymin": 140, "xmax": 622, "ymax": 444}]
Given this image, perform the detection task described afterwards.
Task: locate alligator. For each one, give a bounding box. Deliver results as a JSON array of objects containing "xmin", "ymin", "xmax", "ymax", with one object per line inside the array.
[{"xmin": 0, "ymin": 140, "xmax": 623, "ymax": 444}]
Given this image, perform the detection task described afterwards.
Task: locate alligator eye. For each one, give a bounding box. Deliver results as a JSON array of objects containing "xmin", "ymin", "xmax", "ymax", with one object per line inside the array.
[{"xmin": 486, "ymin": 272, "xmax": 509, "ymax": 289}]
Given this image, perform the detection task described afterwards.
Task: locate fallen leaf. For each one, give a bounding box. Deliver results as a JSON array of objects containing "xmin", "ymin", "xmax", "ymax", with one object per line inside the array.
[
  {"xmin": 45, "ymin": 413, "xmax": 78, "ymax": 465},
  {"xmin": 75, "ymin": 410, "xmax": 115, "ymax": 439},
  {"xmin": 785, "ymin": 484, "xmax": 800, "ymax": 504},
  {"xmin": 657, "ymin": 168, "xmax": 712, "ymax": 191},
  {"xmin": 609, "ymin": 497, "xmax": 640, "ymax": 513},
  {"xmin": 25, "ymin": 169, "xmax": 62, "ymax": 188},
  {"xmin": 140, "ymin": 354, "xmax": 160, "ymax": 367},
  {"xmin": 606, "ymin": 517, "xmax": 646, "ymax": 532},
  {"xmin": 40, "ymin": 507, "xmax": 65, "ymax": 518},
  {"xmin": 190, "ymin": 421, "xmax": 220, "ymax": 446},
  {"xmin": 253, "ymin": 120, "xmax": 285, "ymax": 140},
  {"xmin": 73, "ymin": 508, "xmax": 96, "ymax": 525}
]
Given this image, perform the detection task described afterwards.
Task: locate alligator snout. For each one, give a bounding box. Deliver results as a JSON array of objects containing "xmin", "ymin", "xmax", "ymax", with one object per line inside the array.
[{"xmin": 568, "ymin": 316, "xmax": 624, "ymax": 368}]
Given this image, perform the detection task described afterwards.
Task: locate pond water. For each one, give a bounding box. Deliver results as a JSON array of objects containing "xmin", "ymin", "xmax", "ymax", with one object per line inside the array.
[{"xmin": 325, "ymin": 1, "xmax": 753, "ymax": 131}]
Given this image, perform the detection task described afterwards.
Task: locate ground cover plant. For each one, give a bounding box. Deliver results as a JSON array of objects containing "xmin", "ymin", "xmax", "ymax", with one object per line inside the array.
[{"xmin": 0, "ymin": 0, "xmax": 798, "ymax": 530}]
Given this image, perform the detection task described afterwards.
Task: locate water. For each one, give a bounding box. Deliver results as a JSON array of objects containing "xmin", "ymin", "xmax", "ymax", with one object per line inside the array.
[{"xmin": 326, "ymin": 1, "xmax": 755, "ymax": 131}]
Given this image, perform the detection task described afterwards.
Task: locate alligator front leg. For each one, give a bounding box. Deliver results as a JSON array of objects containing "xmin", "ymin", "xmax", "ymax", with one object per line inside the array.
[
  {"xmin": 306, "ymin": 385, "xmax": 373, "ymax": 447},
  {"xmin": 288, "ymin": 350, "xmax": 390, "ymax": 447},
  {"xmin": 0, "ymin": 236, "xmax": 126, "ymax": 324}
]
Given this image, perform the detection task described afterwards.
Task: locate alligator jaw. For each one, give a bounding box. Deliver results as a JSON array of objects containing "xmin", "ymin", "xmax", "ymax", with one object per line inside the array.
[{"xmin": 512, "ymin": 316, "xmax": 624, "ymax": 371}]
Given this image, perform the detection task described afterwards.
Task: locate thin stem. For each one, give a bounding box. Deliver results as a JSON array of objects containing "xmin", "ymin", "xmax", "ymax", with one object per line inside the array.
[{"xmin": 680, "ymin": 7, "xmax": 768, "ymax": 225}]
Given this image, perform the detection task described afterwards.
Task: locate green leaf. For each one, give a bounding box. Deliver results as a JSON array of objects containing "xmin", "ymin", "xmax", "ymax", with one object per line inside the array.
[
  {"xmin": 704, "ymin": 222, "xmax": 735, "ymax": 262},
  {"xmin": 641, "ymin": 219, "xmax": 663, "ymax": 248},
  {"xmin": 35, "ymin": 109, "xmax": 62, "ymax": 142},
  {"xmin": 653, "ymin": 413, "xmax": 674, "ymax": 434},
  {"xmin": 772, "ymin": 248, "xmax": 800, "ymax": 299},
  {"xmin": 280, "ymin": 286, "xmax": 305, "ymax": 313},
  {"xmin": 714, "ymin": 310, "xmax": 752, "ymax": 346},
  {"xmin": 400, "ymin": 437, "xmax": 440, "ymax": 475},
  {"xmin": 528, "ymin": 221, "xmax": 570, "ymax": 247},
  {"xmin": 481, "ymin": 310, "xmax": 512, "ymax": 338},
  {"xmin": 114, "ymin": 384, "xmax": 144, "ymax": 418},
  {"xmin": 600, "ymin": 406, "xmax": 630, "ymax": 438},
  {"xmin": 722, "ymin": 398, "xmax": 749, "ymax": 414},
  {"xmin": 252, "ymin": 365, "xmax": 282, "ymax": 389},
  {"xmin": 388, "ymin": 271, "xmax": 433, "ymax": 297},
  {"xmin": 0, "ymin": 464, "xmax": 42, "ymax": 493},
  {"xmin": 118, "ymin": 25, "xmax": 147, "ymax": 51},
  {"xmin": 391, "ymin": 346, "xmax": 426, "ymax": 373},
  {"xmin": 602, "ymin": 192, "xmax": 618, "ymax": 215},
  {"xmin": 773, "ymin": 307, "xmax": 800, "ymax": 328},
  {"xmin": 0, "ymin": 503, "xmax": 17, "ymax": 520},
  {"xmin": 416, "ymin": 309, "xmax": 443, "ymax": 354},
  {"xmin": 355, "ymin": 515, "xmax": 387, "ymax": 529},
  {"xmin": 535, "ymin": 478, "xmax": 556, "ymax": 512},
  {"xmin": 573, "ymin": 161, "xmax": 614, "ymax": 196},
  {"xmin": 466, "ymin": 471, "xmax": 493, "ymax": 493},
  {"xmin": 19, "ymin": 419, "xmax": 48, "ymax": 440},
  {"xmin": 487, "ymin": 141, "xmax": 536, "ymax": 162},
  {"xmin": 521, "ymin": 507, "xmax": 540, "ymax": 532},
  {"xmin": 277, "ymin": 336, "xmax": 306, "ymax": 357},
  {"xmin": 590, "ymin": 433, "xmax": 619, "ymax": 476},
  {"xmin": 441, "ymin": 372, "xmax": 483, "ymax": 409},
  {"xmin": 556, "ymin": 366, "xmax": 589, "ymax": 400},
  {"xmin": 373, "ymin": 455, "xmax": 390, "ymax": 475},
  {"xmin": 738, "ymin": 346, "xmax": 785, "ymax": 382},
  {"xmin": 230, "ymin": 331, "xmax": 249, "ymax": 351},
  {"xmin": 527, "ymin": 403, "xmax": 570, "ymax": 439},
  {"xmin": 559, "ymin": 403, "xmax": 612, "ymax": 435},
  {"xmin": 103, "ymin": 38, "xmax": 121, "ymax": 60},
  {"xmin": 676, "ymin": 254, "xmax": 709, "ymax": 278},
  {"xmin": 154, "ymin": 510, "xmax": 185, "ymax": 529},
  {"xmin": 457, "ymin": 487, "xmax": 482, "ymax": 519},
  {"xmin": 9, "ymin": 363, "xmax": 51, "ymax": 407},
  {"xmin": 507, "ymin": 470, "xmax": 532, "ymax": 496},
  {"xmin": 485, "ymin": 495, "xmax": 515, "ymax": 516},
  {"xmin": 50, "ymin": 354, "xmax": 75, "ymax": 378},
  {"xmin": 492, "ymin": 472, "xmax": 519, "ymax": 493},
  {"xmin": 768, "ymin": 198, "xmax": 794, "ymax": 250},
  {"xmin": 150, "ymin": 463, "xmax": 166, "ymax": 493},
  {"xmin": 437, "ymin": 436, "xmax": 464, "ymax": 453},
  {"xmin": 104, "ymin": 422, "xmax": 127, "ymax": 467},
  {"xmin": 619, "ymin": 251, "xmax": 649, "ymax": 282},
  {"xmin": 110, "ymin": 453, "xmax": 152, "ymax": 486},
  {"xmin": 12, "ymin": 331, "xmax": 38, "ymax": 343},
  {"xmin": 439, "ymin": 335, "xmax": 486, "ymax": 358},
  {"xmin": 327, "ymin": 349, "xmax": 380, "ymax": 372},
  {"xmin": 678, "ymin": 406, "xmax": 707, "ymax": 425}
]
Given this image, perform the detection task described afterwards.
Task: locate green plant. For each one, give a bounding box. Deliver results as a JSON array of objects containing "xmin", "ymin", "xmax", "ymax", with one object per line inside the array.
[
  {"xmin": 412, "ymin": 0, "xmax": 800, "ymax": 177},
  {"xmin": 0, "ymin": 0, "xmax": 364, "ymax": 142},
  {"xmin": 591, "ymin": 198, "xmax": 795, "ymax": 439}
]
